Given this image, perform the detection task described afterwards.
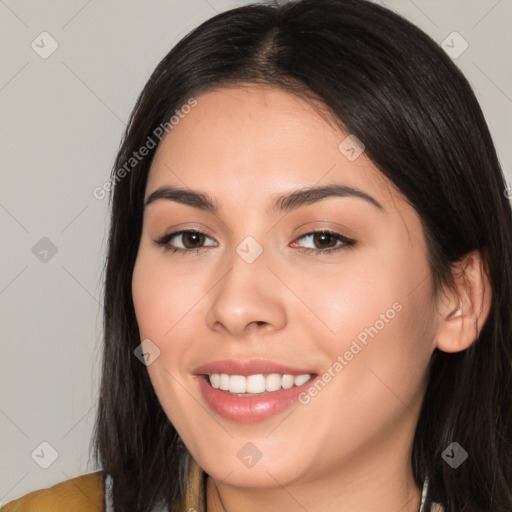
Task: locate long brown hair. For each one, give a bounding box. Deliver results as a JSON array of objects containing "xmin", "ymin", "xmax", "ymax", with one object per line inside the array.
[{"xmin": 91, "ymin": 1, "xmax": 512, "ymax": 510}]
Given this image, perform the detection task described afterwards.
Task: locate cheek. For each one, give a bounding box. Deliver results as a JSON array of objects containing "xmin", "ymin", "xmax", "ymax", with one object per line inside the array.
[
  {"xmin": 293, "ymin": 241, "xmax": 434, "ymax": 400},
  {"xmin": 292, "ymin": 251, "xmax": 423, "ymax": 346},
  {"xmin": 289, "ymin": 278, "xmax": 432, "ymax": 460},
  {"xmin": 132, "ymin": 247, "xmax": 206, "ymax": 341},
  {"xmin": 132, "ymin": 264, "xmax": 174, "ymax": 339},
  {"xmin": 131, "ymin": 249, "xmax": 205, "ymax": 419}
]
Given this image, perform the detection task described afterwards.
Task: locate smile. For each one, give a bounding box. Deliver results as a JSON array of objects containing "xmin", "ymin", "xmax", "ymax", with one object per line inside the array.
[{"xmin": 207, "ymin": 373, "xmax": 313, "ymax": 395}]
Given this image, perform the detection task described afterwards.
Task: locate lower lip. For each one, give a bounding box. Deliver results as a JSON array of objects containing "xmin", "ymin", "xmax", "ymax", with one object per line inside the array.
[{"xmin": 195, "ymin": 375, "xmax": 317, "ymax": 424}]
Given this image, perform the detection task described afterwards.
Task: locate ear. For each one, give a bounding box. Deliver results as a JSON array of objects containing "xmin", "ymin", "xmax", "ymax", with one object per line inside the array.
[{"xmin": 435, "ymin": 249, "xmax": 492, "ymax": 353}]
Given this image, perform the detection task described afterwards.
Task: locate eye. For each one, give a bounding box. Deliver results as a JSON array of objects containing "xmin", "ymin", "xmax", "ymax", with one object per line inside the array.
[
  {"xmin": 154, "ymin": 228, "xmax": 356, "ymax": 256},
  {"xmin": 291, "ymin": 230, "xmax": 356, "ymax": 254},
  {"xmin": 154, "ymin": 229, "xmax": 217, "ymax": 254}
]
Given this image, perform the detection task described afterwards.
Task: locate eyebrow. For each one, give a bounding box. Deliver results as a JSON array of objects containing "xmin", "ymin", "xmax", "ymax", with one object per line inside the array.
[{"xmin": 144, "ymin": 184, "xmax": 385, "ymax": 213}]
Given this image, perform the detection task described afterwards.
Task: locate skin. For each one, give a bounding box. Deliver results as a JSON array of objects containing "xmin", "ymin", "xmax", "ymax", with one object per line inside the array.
[{"xmin": 131, "ymin": 85, "xmax": 491, "ymax": 512}]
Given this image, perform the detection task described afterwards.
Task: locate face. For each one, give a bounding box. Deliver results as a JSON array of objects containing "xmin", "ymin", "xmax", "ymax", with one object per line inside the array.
[{"xmin": 132, "ymin": 86, "xmax": 438, "ymax": 491}]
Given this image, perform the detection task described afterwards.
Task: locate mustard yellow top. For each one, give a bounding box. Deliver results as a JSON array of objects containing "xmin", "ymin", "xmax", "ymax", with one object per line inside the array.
[
  {"xmin": 1, "ymin": 472, "xmax": 104, "ymax": 512},
  {"xmin": 1, "ymin": 469, "xmax": 443, "ymax": 511}
]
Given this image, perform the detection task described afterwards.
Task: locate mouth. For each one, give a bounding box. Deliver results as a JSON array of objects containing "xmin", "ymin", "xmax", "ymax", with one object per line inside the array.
[
  {"xmin": 204, "ymin": 372, "xmax": 314, "ymax": 396},
  {"xmin": 192, "ymin": 359, "xmax": 318, "ymax": 423}
]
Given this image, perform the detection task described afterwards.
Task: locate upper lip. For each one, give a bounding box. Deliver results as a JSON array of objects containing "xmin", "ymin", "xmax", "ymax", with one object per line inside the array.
[{"xmin": 193, "ymin": 359, "xmax": 317, "ymax": 376}]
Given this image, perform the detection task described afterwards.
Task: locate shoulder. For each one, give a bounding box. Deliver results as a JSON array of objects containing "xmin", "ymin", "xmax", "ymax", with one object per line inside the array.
[{"xmin": 1, "ymin": 471, "xmax": 104, "ymax": 512}]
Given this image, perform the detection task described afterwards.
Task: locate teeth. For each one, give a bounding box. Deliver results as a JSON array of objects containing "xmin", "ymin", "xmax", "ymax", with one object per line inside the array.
[
  {"xmin": 266, "ymin": 373, "xmax": 282, "ymax": 392},
  {"xmin": 282, "ymin": 374, "xmax": 295, "ymax": 389},
  {"xmin": 246, "ymin": 374, "xmax": 266, "ymax": 393},
  {"xmin": 294, "ymin": 374, "xmax": 311, "ymax": 387},
  {"xmin": 229, "ymin": 375, "xmax": 246, "ymax": 393},
  {"xmin": 209, "ymin": 374, "xmax": 221, "ymax": 389},
  {"xmin": 207, "ymin": 373, "xmax": 312, "ymax": 394},
  {"xmin": 219, "ymin": 374, "xmax": 230, "ymax": 391}
]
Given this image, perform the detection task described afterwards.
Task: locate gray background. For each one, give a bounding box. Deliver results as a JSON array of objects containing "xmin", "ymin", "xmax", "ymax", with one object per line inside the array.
[{"xmin": 1, "ymin": 0, "xmax": 511, "ymax": 504}]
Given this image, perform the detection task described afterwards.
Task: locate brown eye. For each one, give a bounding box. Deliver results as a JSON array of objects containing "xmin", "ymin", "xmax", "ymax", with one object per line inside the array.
[
  {"xmin": 181, "ymin": 231, "xmax": 206, "ymax": 248},
  {"xmin": 292, "ymin": 230, "xmax": 356, "ymax": 254},
  {"xmin": 154, "ymin": 229, "xmax": 217, "ymax": 254},
  {"xmin": 312, "ymin": 232, "xmax": 339, "ymax": 249}
]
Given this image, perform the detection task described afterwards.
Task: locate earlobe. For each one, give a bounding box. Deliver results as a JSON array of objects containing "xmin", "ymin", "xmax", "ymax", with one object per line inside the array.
[{"xmin": 434, "ymin": 250, "xmax": 492, "ymax": 354}]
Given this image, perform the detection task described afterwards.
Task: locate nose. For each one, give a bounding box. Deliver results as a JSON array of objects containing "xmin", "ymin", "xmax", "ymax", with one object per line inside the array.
[{"xmin": 205, "ymin": 246, "xmax": 287, "ymax": 338}]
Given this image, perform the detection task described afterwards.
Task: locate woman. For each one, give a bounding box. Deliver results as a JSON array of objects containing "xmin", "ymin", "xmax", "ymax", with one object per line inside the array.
[{"xmin": 4, "ymin": 0, "xmax": 511, "ymax": 511}]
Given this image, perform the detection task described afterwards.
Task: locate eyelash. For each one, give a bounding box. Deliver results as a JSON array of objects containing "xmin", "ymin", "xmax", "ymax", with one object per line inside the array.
[{"xmin": 154, "ymin": 229, "xmax": 356, "ymax": 256}]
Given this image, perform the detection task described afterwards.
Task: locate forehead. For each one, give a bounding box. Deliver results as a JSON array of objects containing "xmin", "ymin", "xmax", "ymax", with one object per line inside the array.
[{"xmin": 145, "ymin": 86, "xmax": 402, "ymax": 216}]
